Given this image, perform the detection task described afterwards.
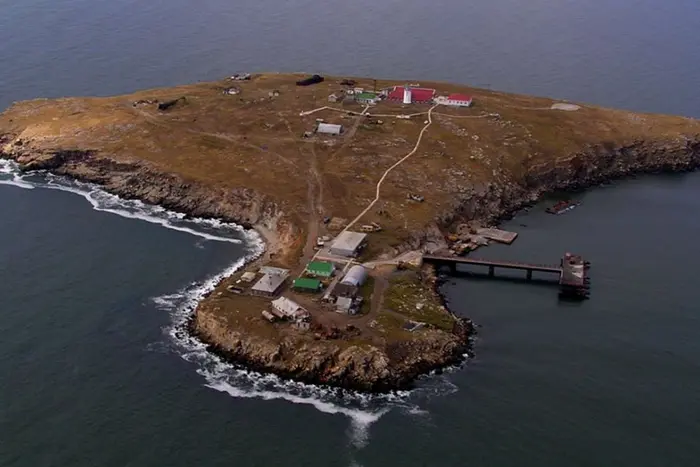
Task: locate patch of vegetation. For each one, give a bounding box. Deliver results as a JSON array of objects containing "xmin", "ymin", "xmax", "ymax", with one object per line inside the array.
[
  {"xmin": 384, "ymin": 273, "xmax": 454, "ymax": 331},
  {"xmin": 375, "ymin": 311, "xmax": 408, "ymax": 337},
  {"xmin": 357, "ymin": 276, "xmax": 375, "ymax": 315}
]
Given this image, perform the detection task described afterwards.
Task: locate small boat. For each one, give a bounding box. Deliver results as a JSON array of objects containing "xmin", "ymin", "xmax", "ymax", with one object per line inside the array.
[{"xmin": 546, "ymin": 200, "xmax": 580, "ymax": 215}]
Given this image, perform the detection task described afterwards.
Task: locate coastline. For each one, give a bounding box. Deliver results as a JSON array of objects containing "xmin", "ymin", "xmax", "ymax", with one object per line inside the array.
[
  {"xmin": 2, "ymin": 141, "xmax": 699, "ymax": 391},
  {"xmin": 1, "ymin": 73, "xmax": 699, "ymax": 392}
]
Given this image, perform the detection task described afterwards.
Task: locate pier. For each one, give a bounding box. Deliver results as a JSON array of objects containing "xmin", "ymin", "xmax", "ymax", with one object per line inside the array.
[{"xmin": 423, "ymin": 252, "xmax": 590, "ymax": 299}]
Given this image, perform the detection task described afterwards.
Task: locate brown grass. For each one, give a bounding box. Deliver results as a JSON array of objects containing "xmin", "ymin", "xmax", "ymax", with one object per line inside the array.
[{"xmin": 2, "ymin": 72, "xmax": 699, "ymax": 257}]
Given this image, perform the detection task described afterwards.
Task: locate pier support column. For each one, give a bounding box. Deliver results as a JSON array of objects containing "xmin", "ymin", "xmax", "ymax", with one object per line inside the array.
[
  {"xmin": 526, "ymin": 269, "xmax": 533, "ymax": 281},
  {"xmin": 488, "ymin": 265, "xmax": 495, "ymax": 277}
]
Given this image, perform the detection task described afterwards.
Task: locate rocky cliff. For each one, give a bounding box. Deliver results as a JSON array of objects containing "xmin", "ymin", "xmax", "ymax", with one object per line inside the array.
[
  {"xmin": 190, "ymin": 307, "xmax": 472, "ymax": 392},
  {"xmin": 2, "ymin": 74, "xmax": 700, "ymax": 392},
  {"xmin": 436, "ymin": 137, "xmax": 700, "ymax": 229}
]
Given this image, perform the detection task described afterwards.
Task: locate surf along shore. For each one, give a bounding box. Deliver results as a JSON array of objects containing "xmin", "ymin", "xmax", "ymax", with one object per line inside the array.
[{"xmin": 2, "ymin": 73, "xmax": 699, "ymax": 392}]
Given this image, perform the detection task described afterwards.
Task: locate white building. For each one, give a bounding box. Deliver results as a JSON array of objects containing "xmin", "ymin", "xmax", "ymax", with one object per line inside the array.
[
  {"xmin": 329, "ymin": 231, "xmax": 367, "ymax": 257},
  {"xmin": 435, "ymin": 93, "xmax": 473, "ymax": 107},
  {"xmin": 271, "ymin": 296, "xmax": 307, "ymax": 320},
  {"xmin": 336, "ymin": 296, "xmax": 354, "ymax": 314},
  {"xmin": 341, "ymin": 265, "xmax": 368, "ymax": 287},
  {"xmin": 316, "ymin": 123, "xmax": 343, "ymax": 135},
  {"xmin": 251, "ymin": 268, "xmax": 289, "ymax": 297},
  {"xmin": 403, "ymin": 86, "xmax": 412, "ymax": 104}
]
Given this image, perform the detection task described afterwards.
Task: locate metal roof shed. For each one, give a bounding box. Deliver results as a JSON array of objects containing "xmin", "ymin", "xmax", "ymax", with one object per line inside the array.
[
  {"xmin": 305, "ymin": 261, "xmax": 335, "ymax": 277},
  {"xmin": 316, "ymin": 123, "xmax": 343, "ymax": 135},
  {"xmin": 341, "ymin": 265, "xmax": 368, "ymax": 286},
  {"xmin": 329, "ymin": 231, "xmax": 367, "ymax": 257},
  {"xmin": 251, "ymin": 270, "xmax": 288, "ymax": 296},
  {"xmin": 293, "ymin": 277, "xmax": 322, "ymax": 292}
]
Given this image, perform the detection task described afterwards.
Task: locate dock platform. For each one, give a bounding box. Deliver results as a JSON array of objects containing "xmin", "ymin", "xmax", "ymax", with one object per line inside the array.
[{"xmin": 423, "ymin": 252, "xmax": 590, "ymax": 299}]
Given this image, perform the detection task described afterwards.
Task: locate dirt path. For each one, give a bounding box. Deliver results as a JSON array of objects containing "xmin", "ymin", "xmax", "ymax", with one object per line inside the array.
[{"xmin": 344, "ymin": 104, "xmax": 439, "ymax": 231}]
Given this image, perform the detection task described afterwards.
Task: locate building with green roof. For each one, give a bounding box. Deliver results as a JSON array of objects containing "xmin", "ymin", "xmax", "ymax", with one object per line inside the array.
[
  {"xmin": 293, "ymin": 277, "xmax": 322, "ymax": 292},
  {"xmin": 354, "ymin": 92, "xmax": 380, "ymax": 104},
  {"xmin": 305, "ymin": 261, "xmax": 335, "ymax": 278}
]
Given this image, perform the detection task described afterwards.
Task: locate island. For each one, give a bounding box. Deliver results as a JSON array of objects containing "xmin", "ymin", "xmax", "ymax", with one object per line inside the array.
[{"xmin": 2, "ymin": 73, "xmax": 699, "ymax": 391}]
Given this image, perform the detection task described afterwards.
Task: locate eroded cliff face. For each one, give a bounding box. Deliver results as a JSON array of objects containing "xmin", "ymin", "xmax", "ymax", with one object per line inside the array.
[
  {"xmin": 436, "ymin": 137, "xmax": 700, "ymax": 229},
  {"xmin": 3, "ymin": 130, "xmax": 699, "ymax": 392},
  {"xmin": 0, "ymin": 140, "xmax": 284, "ymax": 232},
  {"xmin": 191, "ymin": 304, "xmax": 470, "ymax": 392}
]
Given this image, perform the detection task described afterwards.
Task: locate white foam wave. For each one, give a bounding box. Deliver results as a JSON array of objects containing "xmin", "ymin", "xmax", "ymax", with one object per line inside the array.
[
  {"xmin": 153, "ymin": 242, "xmax": 405, "ymax": 448},
  {"xmin": 0, "ymin": 178, "xmax": 35, "ymax": 190},
  {"xmin": 0, "ymin": 159, "xmax": 35, "ymax": 189},
  {"xmin": 42, "ymin": 181, "xmax": 243, "ymax": 244},
  {"xmin": 0, "ymin": 159, "xmax": 17, "ymax": 174},
  {"xmin": 205, "ymin": 379, "xmax": 386, "ymax": 448},
  {"xmin": 0, "ymin": 158, "xmax": 247, "ymax": 244},
  {"xmin": 151, "ymin": 227, "xmax": 471, "ymax": 449}
]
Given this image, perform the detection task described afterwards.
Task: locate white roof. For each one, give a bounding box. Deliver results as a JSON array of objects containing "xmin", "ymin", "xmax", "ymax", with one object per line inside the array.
[
  {"xmin": 331, "ymin": 231, "xmax": 367, "ymax": 253},
  {"xmin": 317, "ymin": 123, "xmax": 343, "ymax": 134},
  {"xmin": 271, "ymin": 296, "xmax": 306, "ymax": 318},
  {"xmin": 241, "ymin": 271, "xmax": 257, "ymax": 281},
  {"xmin": 252, "ymin": 273, "xmax": 286, "ymax": 294},
  {"xmin": 259, "ymin": 266, "xmax": 289, "ymax": 277},
  {"xmin": 336, "ymin": 296, "xmax": 353, "ymax": 311},
  {"xmin": 341, "ymin": 265, "xmax": 368, "ymax": 286}
]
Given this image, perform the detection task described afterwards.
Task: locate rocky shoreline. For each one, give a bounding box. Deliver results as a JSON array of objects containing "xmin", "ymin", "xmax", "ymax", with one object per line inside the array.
[
  {"xmin": 2, "ymin": 136, "xmax": 700, "ymax": 391},
  {"xmin": 187, "ymin": 313, "xmax": 474, "ymax": 393},
  {"xmin": 2, "ymin": 76, "xmax": 699, "ymax": 393}
]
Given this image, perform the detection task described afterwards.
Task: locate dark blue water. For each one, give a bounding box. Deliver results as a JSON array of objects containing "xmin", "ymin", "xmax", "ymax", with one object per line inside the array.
[
  {"xmin": 2, "ymin": 1, "xmax": 700, "ymax": 466},
  {"xmin": 1, "ymin": 0, "xmax": 699, "ymax": 117}
]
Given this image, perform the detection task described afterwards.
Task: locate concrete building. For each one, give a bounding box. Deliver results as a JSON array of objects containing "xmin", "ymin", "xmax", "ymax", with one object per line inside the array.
[
  {"xmin": 271, "ymin": 296, "xmax": 306, "ymax": 320},
  {"xmin": 251, "ymin": 268, "xmax": 289, "ymax": 297},
  {"xmin": 336, "ymin": 296, "xmax": 354, "ymax": 314},
  {"xmin": 316, "ymin": 123, "xmax": 343, "ymax": 135},
  {"xmin": 305, "ymin": 261, "xmax": 335, "ymax": 278},
  {"xmin": 436, "ymin": 93, "xmax": 473, "ymax": 107},
  {"xmin": 328, "ymin": 93, "xmax": 339, "ymax": 103},
  {"xmin": 386, "ymin": 86, "xmax": 436, "ymax": 104},
  {"xmin": 335, "ymin": 265, "xmax": 368, "ymax": 298},
  {"xmin": 329, "ymin": 231, "xmax": 367, "ymax": 257},
  {"xmin": 293, "ymin": 277, "xmax": 322, "ymax": 292},
  {"xmin": 355, "ymin": 91, "xmax": 380, "ymax": 104},
  {"xmin": 241, "ymin": 271, "xmax": 257, "ymax": 282}
]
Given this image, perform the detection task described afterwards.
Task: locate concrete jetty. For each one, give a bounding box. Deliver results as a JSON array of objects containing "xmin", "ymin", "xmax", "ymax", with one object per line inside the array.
[{"xmin": 422, "ymin": 252, "xmax": 590, "ymax": 299}]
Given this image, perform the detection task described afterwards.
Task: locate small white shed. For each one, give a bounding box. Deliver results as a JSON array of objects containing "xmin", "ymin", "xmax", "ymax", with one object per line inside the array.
[{"xmin": 316, "ymin": 123, "xmax": 343, "ymax": 135}]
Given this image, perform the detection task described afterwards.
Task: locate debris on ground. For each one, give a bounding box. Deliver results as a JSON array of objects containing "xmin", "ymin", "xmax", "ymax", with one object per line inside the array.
[
  {"xmin": 327, "ymin": 217, "xmax": 347, "ymax": 230},
  {"xmin": 296, "ymin": 74, "xmax": 324, "ymax": 86},
  {"xmin": 157, "ymin": 97, "xmax": 186, "ymax": 111},
  {"xmin": 229, "ymin": 73, "xmax": 251, "ymax": 81},
  {"xmin": 360, "ymin": 222, "xmax": 382, "ymax": 233},
  {"xmin": 132, "ymin": 99, "xmax": 158, "ymax": 107}
]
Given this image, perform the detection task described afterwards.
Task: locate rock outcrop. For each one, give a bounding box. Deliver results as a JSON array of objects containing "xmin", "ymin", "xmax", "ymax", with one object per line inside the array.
[
  {"xmin": 1, "ymin": 144, "xmax": 281, "ymax": 230},
  {"xmin": 2, "ymin": 73, "xmax": 699, "ymax": 392},
  {"xmin": 190, "ymin": 310, "xmax": 472, "ymax": 392}
]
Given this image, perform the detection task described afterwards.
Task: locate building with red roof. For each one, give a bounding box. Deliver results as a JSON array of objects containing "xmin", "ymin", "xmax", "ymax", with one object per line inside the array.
[
  {"xmin": 436, "ymin": 93, "xmax": 473, "ymax": 107},
  {"xmin": 386, "ymin": 86, "xmax": 436, "ymax": 104}
]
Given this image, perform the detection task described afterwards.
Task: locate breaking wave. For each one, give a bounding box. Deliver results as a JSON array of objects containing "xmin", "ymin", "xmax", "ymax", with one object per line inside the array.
[
  {"xmin": 0, "ymin": 159, "xmax": 244, "ymax": 243},
  {"xmin": 1, "ymin": 156, "xmax": 465, "ymax": 450},
  {"xmin": 0, "ymin": 159, "xmax": 35, "ymax": 189},
  {"xmin": 153, "ymin": 251, "xmax": 399, "ymax": 449},
  {"xmin": 153, "ymin": 249, "xmax": 465, "ymax": 450}
]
